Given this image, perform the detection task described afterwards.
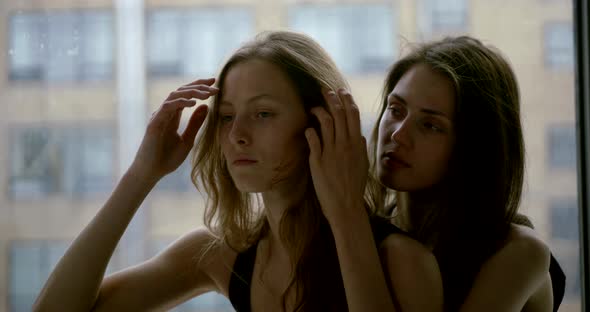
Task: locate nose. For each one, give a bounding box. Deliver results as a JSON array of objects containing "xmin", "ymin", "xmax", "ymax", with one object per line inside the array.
[
  {"xmin": 228, "ymin": 116, "xmax": 251, "ymax": 146},
  {"xmin": 391, "ymin": 119, "xmax": 412, "ymax": 147}
]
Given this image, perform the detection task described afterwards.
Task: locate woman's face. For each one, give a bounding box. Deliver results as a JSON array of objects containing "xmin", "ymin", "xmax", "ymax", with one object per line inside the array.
[
  {"xmin": 218, "ymin": 59, "xmax": 309, "ymax": 192},
  {"xmin": 376, "ymin": 63, "xmax": 456, "ymax": 192}
]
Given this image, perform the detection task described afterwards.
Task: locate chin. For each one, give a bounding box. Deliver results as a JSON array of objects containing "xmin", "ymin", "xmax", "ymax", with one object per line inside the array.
[
  {"xmin": 377, "ymin": 171, "xmax": 423, "ymax": 192},
  {"xmin": 232, "ymin": 179, "xmax": 271, "ymax": 193}
]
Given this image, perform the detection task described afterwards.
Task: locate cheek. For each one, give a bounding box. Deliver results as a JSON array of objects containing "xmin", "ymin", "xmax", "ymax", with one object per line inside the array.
[
  {"xmin": 420, "ymin": 139, "xmax": 453, "ymax": 175},
  {"xmin": 268, "ymin": 133, "xmax": 308, "ymax": 167},
  {"xmin": 217, "ymin": 130, "xmax": 229, "ymax": 152}
]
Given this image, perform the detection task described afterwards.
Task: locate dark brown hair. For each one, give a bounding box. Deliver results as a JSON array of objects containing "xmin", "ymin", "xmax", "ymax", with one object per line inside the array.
[{"xmin": 367, "ymin": 36, "xmax": 525, "ymax": 311}]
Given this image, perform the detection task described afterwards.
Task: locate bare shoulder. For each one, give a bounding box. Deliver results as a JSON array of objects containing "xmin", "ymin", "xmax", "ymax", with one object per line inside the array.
[
  {"xmin": 478, "ymin": 224, "xmax": 551, "ymax": 290},
  {"xmin": 379, "ymin": 233, "xmax": 434, "ymax": 261},
  {"xmin": 160, "ymin": 227, "xmax": 239, "ymax": 295},
  {"xmin": 95, "ymin": 228, "xmax": 238, "ymax": 311},
  {"xmin": 459, "ymin": 224, "xmax": 552, "ymax": 311},
  {"xmin": 502, "ymin": 224, "xmax": 551, "ymax": 269}
]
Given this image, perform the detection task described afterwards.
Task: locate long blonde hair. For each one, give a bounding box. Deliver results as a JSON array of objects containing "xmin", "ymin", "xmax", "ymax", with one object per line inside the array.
[{"xmin": 191, "ymin": 30, "xmax": 349, "ymax": 311}]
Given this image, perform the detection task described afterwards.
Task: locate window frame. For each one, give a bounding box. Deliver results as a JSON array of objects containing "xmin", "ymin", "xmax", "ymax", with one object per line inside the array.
[{"xmin": 573, "ymin": 0, "xmax": 590, "ymax": 309}]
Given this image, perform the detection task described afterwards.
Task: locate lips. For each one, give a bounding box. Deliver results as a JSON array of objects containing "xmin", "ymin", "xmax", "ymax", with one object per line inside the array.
[
  {"xmin": 232, "ymin": 156, "xmax": 258, "ymax": 166},
  {"xmin": 381, "ymin": 151, "xmax": 411, "ymax": 169}
]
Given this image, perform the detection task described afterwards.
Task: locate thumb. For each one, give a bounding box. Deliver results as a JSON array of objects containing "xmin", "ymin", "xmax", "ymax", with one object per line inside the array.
[{"xmin": 182, "ymin": 105, "xmax": 209, "ymax": 145}]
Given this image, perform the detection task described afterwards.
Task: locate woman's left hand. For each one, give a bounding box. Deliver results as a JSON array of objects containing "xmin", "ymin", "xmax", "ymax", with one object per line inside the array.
[{"xmin": 305, "ymin": 89, "xmax": 369, "ymax": 228}]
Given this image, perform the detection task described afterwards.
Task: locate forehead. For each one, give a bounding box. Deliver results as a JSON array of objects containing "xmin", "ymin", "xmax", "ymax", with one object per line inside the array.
[
  {"xmin": 221, "ymin": 59, "xmax": 300, "ymax": 106},
  {"xmin": 390, "ymin": 64, "xmax": 455, "ymax": 116}
]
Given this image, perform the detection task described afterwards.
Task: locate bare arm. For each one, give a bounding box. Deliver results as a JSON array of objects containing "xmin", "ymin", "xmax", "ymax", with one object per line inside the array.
[
  {"xmin": 92, "ymin": 228, "xmax": 220, "ymax": 311},
  {"xmin": 459, "ymin": 226, "xmax": 551, "ymax": 312},
  {"xmin": 33, "ymin": 79, "xmax": 218, "ymax": 311},
  {"xmin": 329, "ymin": 208, "xmax": 398, "ymax": 311},
  {"xmin": 306, "ymin": 89, "xmax": 392, "ymax": 311},
  {"xmin": 33, "ymin": 170, "xmax": 156, "ymax": 312},
  {"xmin": 306, "ymin": 89, "xmax": 442, "ymax": 311},
  {"xmin": 380, "ymin": 234, "xmax": 444, "ymax": 312}
]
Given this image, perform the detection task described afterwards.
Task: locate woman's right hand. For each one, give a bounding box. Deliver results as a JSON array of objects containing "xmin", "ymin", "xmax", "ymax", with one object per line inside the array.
[{"xmin": 129, "ymin": 77, "xmax": 218, "ymax": 182}]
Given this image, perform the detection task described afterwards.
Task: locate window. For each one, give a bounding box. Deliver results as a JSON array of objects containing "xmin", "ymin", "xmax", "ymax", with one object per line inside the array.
[
  {"xmin": 431, "ymin": 0, "xmax": 467, "ymax": 30},
  {"xmin": 289, "ymin": 4, "xmax": 396, "ymax": 75},
  {"xmin": 550, "ymin": 198, "xmax": 579, "ymax": 241},
  {"xmin": 8, "ymin": 10, "xmax": 114, "ymax": 82},
  {"xmin": 550, "ymin": 198, "xmax": 581, "ymax": 298},
  {"xmin": 544, "ymin": 22, "xmax": 574, "ymax": 70},
  {"xmin": 9, "ymin": 241, "xmax": 68, "ymax": 312},
  {"xmin": 418, "ymin": 0, "xmax": 467, "ymax": 34},
  {"xmin": 147, "ymin": 8, "xmax": 254, "ymax": 78},
  {"xmin": 9, "ymin": 126, "xmax": 115, "ymax": 199},
  {"xmin": 156, "ymin": 159, "xmax": 193, "ymax": 192},
  {"xmin": 548, "ymin": 124, "xmax": 577, "ymax": 169}
]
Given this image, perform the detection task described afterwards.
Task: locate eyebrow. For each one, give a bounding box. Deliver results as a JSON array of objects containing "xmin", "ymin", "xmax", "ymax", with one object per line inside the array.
[
  {"xmin": 388, "ymin": 93, "xmax": 452, "ymax": 120},
  {"xmin": 220, "ymin": 93, "xmax": 278, "ymax": 107}
]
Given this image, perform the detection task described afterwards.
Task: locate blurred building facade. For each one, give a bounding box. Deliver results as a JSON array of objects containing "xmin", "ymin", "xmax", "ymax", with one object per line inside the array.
[{"xmin": 0, "ymin": 0, "xmax": 579, "ymax": 311}]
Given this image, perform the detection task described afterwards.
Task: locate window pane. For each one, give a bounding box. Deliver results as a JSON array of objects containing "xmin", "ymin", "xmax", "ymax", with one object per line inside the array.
[
  {"xmin": 147, "ymin": 8, "xmax": 253, "ymax": 78},
  {"xmin": 80, "ymin": 11, "xmax": 114, "ymax": 80},
  {"xmin": 544, "ymin": 22, "xmax": 574, "ymax": 70},
  {"xmin": 9, "ymin": 13, "xmax": 45, "ymax": 80},
  {"xmin": 548, "ymin": 124, "xmax": 577, "ymax": 169},
  {"xmin": 9, "ymin": 128, "xmax": 58, "ymax": 198},
  {"xmin": 147, "ymin": 10, "xmax": 181, "ymax": 76},
  {"xmin": 8, "ymin": 10, "xmax": 114, "ymax": 82},
  {"xmin": 289, "ymin": 4, "xmax": 396, "ymax": 74}
]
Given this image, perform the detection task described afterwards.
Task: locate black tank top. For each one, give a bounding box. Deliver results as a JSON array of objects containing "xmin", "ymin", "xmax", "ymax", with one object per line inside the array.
[
  {"xmin": 227, "ymin": 217, "xmax": 403, "ymax": 312},
  {"xmin": 226, "ymin": 218, "xmax": 566, "ymax": 312}
]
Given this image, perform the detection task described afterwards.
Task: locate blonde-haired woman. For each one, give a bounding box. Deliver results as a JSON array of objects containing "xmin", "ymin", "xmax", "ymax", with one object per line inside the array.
[{"xmin": 34, "ymin": 31, "xmax": 442, "ymax": 312}]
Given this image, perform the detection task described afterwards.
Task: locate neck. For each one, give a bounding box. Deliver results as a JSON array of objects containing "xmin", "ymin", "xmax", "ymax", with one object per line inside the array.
[
  {"xmin": 261, "ymin": 172, "xmax": 310, "ymax": 262},
  {"xmin": 394, "ymin": 186, "xmax": 445, "ymax": 239}
]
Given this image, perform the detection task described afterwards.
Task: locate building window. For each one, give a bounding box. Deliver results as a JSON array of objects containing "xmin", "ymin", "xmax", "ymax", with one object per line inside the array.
[
  {"xmin": 549, "ymin": 198, "xmax": 581, "ymax": 297},
  {"xmin": 8, "ymin": 10, "xmax": 114, "ymax": 82},
  {"xmin": 430, "ymin": 0, "xmax": 467, "ymax": 30},
  {"xmin": 550, "ymin": 198, "xmax": 579, "ymax": 241},
  {"xmin": 156, "ymin": 159, "xmax": 193, "ymax": 193},
  {"xmin": 544, "ymin": 22, "xmax": 574, "ymax": 70},
  {"xmin": 547, "ymin": 124, "xmax": 576, "ymax": 169},
  {"xmin": 418, "ymin": 0, "xmax": 467, "ymax": 35},
  {"xmin": 8, "ymin": 126, "xmax": 115, "ymax": 199},
  {"xmin": 147, "ymin": 8, "xmax": 254, "ymax": 78},
  {"xmin": 8, "ymin": 241, "xmax": 68, "ymax": 312},
  {"xmin": 289, "ymin": 4, "xmax": 396, "ymax": 75}
]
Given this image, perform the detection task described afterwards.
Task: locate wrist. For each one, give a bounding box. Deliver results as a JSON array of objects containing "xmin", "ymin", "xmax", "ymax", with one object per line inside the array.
[
  {"xmin": 327, "ymin": 201, "xmax": 368, "ymax": 233},
  {"xmin": 124, "ymin": 165, "xmax": 160, "ymax": 188}
]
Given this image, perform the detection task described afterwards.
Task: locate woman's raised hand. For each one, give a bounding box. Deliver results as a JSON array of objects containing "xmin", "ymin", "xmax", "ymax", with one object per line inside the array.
[
  {"xmin": 305, "ymin": 88, "xmax": 369, "ymax": 227},
  {"xmin": 129, "ymin": 78, "xmax": 218, "ymax": 182}
]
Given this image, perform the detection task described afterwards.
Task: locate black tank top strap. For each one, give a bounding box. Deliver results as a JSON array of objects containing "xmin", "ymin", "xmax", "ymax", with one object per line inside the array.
[
  {"xmin": 370, "ymin": 215, "xmax": 408, "ymax": 246},
  {"xmin": 549, "ymin": 253, "xmax": 566, "ymax": 312},
  {"xmin": 228, "ymin": 242, "xmax": 258, "ymax": 312}
]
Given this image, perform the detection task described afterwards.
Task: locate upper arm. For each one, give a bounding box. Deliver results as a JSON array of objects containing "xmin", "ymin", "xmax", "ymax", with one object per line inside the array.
[
  {"xmin": 379, "ymin": 234, "xmax": 443, "ymax": 312},
  {"xmin": 92, "ymin": 228, "xmax": 220, "ymax": 311},
  {"xmin": 460, "ymin": 227, "xmax": 551, "ymax": 312}
]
